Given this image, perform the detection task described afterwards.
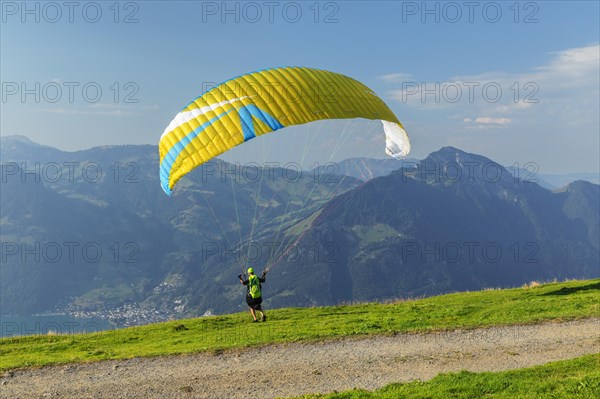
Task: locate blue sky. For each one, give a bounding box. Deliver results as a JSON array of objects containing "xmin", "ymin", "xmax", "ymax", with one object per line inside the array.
[{"xmin": 1, "ymin": 1, "xmax": 599, "ymax": 173}]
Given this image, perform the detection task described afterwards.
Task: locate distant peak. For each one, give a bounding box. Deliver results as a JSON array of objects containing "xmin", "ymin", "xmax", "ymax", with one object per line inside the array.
[
  {"xmin": 428, "ymin": 146, "xmax": 503, "ymax": 165},
  {"xmin": 566, "ymin": 180, "xmax": 599, "ymax": 190},
  {"xmin": 438, "ymin": 146, "xmax": 463, "ymax": 152},
  {"xmin": 430, "ymin": 146, "xmax": 476, "ymax": 158},
  {"xmin": 2, "ymin": 135, "xmax": 35, "ymax": 143},
  {"xmin": 410, "ymin": 146, "xmax": 516, "ymax": 186},
  {"xmin": 1, "ymin": 135, "xmax": 51, "ymax": 148}
]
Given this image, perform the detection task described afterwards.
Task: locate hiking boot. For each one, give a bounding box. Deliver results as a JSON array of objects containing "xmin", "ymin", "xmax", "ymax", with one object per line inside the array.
[{"xmin": 252, "ymin": 319, "xmax": 258, "ymax": 323}]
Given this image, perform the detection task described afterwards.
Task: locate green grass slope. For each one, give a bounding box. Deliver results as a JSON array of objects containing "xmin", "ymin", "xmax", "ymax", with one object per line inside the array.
[
  {"xmin": 292, "ymin": 354, "xmax": 600, "ymax": 399},
  {"xmin": 1, "ymin": 279, "xmax": 598, "ymax": 372}
]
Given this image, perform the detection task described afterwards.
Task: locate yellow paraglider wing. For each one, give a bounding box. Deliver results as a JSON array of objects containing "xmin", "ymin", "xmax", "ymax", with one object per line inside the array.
[{"xmin": 159, "ymin": 66, "xmax": 410, "ymax": 195}]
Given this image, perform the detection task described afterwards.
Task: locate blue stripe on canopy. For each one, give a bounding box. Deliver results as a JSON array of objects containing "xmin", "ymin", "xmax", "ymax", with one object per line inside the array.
[{"xmin": 160, "ymin": 108, "xmax": 235, "ymax": 195}]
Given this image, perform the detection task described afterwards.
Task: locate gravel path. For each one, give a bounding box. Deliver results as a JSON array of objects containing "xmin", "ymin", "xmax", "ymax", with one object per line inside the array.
[{"xmin": 2, "ymin": 319, "xmax": 599, "ymax": 399}]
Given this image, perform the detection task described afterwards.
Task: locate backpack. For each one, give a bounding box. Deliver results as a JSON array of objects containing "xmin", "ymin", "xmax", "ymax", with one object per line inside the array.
[{"xmin": 248, "ymin": 275, "xmax": 262, "ymax": 299}]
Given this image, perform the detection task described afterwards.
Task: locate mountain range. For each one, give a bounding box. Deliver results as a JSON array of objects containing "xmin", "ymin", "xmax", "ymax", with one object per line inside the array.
[{"xmin": 1, "ymin": 135, "xmax": 598, "ymax": 322}]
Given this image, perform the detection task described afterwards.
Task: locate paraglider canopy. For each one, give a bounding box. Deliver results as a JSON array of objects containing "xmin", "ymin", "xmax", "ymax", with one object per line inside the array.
[{"xmin": 159, "ymin": 66, "xmax": 410, "ymax": 195}]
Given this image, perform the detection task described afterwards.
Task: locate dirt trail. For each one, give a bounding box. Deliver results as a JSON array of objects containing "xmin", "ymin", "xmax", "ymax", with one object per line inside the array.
[{"xmin": 2, "ymin": 319, "xmax": 599, "ymax": 399}]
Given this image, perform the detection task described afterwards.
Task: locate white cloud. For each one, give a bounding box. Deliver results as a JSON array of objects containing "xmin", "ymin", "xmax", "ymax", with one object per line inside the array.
[
  {"xmin": 386, "ymin": 44, "xmax": 599, "ymax": 133},
  {"xmin": 475, "ymin": 117, "xmax": 510, "ymax": 125},
  {"xmin": 379, "ymin": 73, "xmax": 412, "ymax": 83},
  {"xmin": 40, "ymin": 107, "xmax": 134, "ymax": 116},
  {"xmin": 536, "ymin": 45, "xmax": 600, "ymax": 84},
  {"xmin": 38, "ymin": 103, "xmax": 159, "ymax": 116},
  {"xmin": 382, "ymin": 45, "xmax": 599, "ymax": 172},
  {"xmin": 463, "ymin": 117, "xmax": 511, "ymax": 129},
  {"xmin": 90, "ymin": 103, "xmax": 159, "ymax": 110}
]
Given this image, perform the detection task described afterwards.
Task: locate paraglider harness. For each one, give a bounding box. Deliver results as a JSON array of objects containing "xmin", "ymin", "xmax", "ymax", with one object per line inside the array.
[
  {"xmin": 239, "ymin": 272, "xmax": 266, "ymax": 310},
  {"xmin": 247, "ymin": 274, "xmax": 262, "ymax": 299}
]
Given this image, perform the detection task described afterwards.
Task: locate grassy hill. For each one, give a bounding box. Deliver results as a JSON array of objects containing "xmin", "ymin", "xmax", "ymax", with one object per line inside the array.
[
  {"xmin": 292, "ymin": 354, "xmax": 600, "ymax": 399},
  {"xmin": 1, "ymin": 278, "xmax": 598, "ymax": 372}
]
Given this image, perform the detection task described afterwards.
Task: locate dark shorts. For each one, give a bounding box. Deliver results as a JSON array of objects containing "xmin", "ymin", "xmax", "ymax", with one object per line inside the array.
[{"xmin": 246, "ymin": 294, "xmax": 262, "ymax": 310}]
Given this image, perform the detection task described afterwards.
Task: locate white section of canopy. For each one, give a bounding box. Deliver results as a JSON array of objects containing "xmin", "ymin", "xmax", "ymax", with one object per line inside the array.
[
  {"xmin": 382, "ymin": 120, "xmax": 411, "ymax": 158},
  {"xmin": 160, "ymin": 96, "xmax": 253, "ymax": 140}
]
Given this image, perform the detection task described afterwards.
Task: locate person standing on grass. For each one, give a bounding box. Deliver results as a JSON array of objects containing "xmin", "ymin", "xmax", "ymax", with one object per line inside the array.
[{"xmin": 238, "ymin": 268, "xmax": 267, "ymax": 322}]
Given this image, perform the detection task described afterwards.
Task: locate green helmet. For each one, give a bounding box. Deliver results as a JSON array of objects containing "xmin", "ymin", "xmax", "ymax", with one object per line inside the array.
[{"xmin": 247, "ymin": 267, "xmax": 254, "ymax": 275}]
